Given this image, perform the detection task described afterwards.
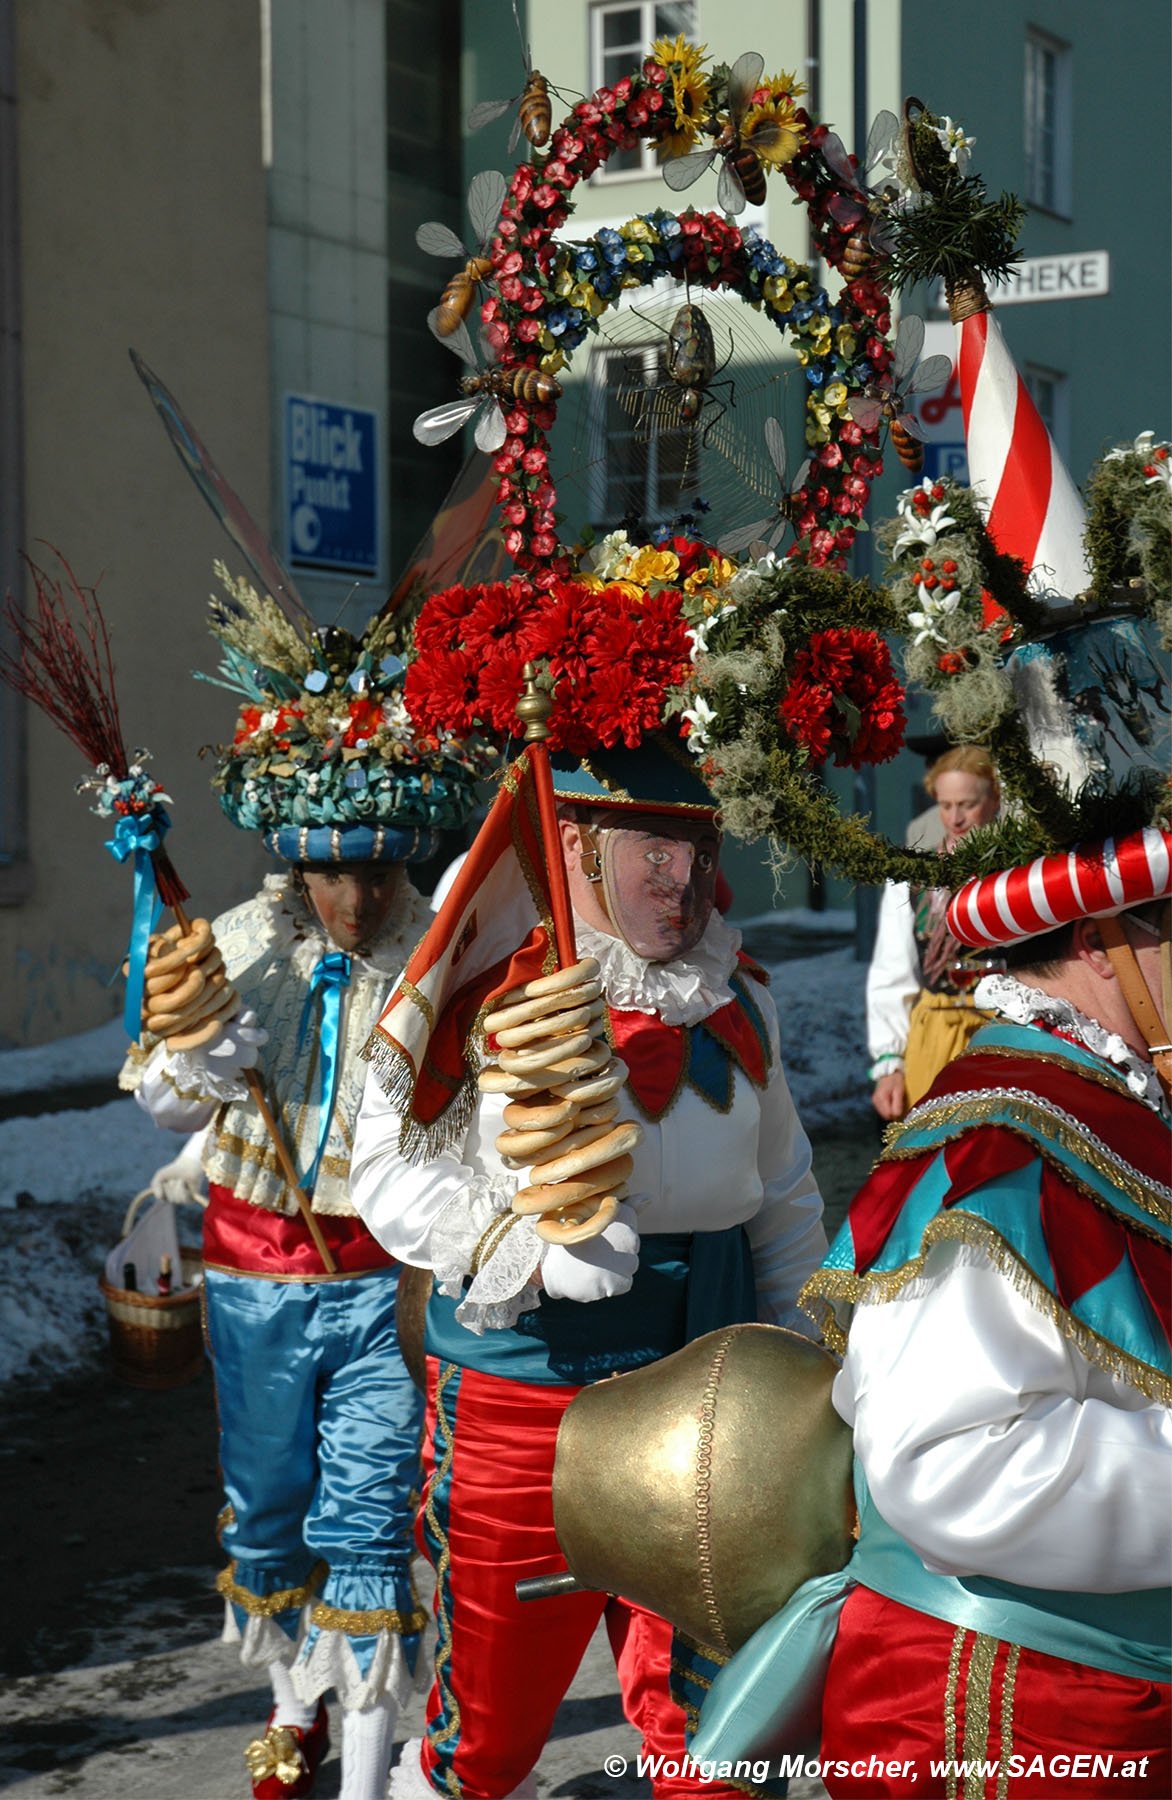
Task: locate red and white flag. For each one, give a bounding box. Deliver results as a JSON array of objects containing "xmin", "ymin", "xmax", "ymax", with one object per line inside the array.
[
  {"xmin": 363, "ymin": 754, "xmax": 558, "ymax": 1156},
  {"xmin": 957, "ymin": 306, "xmax": 1091, "ymax": 604}
]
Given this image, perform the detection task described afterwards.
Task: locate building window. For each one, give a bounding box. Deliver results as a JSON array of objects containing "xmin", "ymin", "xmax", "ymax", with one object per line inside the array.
[
  {"xmin": 1024, "ymin": 28, "xmax": 1072, "ymax": 215},
  {"xmin": 1025, "ymin": 363, "xmax": 1070, "ymax": 460},
  {"xmin": 587, "ymin": 343, "xmax": 699, "ymax": 528},
  {"xmin": 590, "ymin": 1, "xmax": 697, "ymax": 179}
]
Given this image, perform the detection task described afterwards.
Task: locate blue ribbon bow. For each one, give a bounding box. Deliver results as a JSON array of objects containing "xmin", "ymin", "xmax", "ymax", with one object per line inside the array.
[
  {"xmin": 296, "ymin": 951, "xmax": 353, "ymax": 1197},
  {"xmin": 106, "ymin": 809, "xmax": 170, "ymax": 1040}
]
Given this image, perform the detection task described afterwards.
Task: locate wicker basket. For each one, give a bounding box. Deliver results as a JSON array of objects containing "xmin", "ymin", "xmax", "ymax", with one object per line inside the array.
[{"xmin": 99, "ymin": 1191, "xmax": 206, "ymax": 1389}]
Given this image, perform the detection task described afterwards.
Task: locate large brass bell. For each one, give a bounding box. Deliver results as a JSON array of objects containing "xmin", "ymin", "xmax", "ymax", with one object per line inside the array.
[{"xmin": 551, "ymin": 1323, "xmax": 855, "ymax": 1654}]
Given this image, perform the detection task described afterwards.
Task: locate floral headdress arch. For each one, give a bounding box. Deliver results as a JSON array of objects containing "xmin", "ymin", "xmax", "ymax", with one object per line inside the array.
[{"xmin": 407, "ymin": 46, "xmax": 1170, "ymax": 893}]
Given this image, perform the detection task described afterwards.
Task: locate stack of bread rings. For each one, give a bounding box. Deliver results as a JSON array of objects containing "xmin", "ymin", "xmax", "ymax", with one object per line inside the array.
[
  {"xmin": 480, "ymin": 957, "xmax": 642, "ymax": 1246},
  {"xmin": 141, "ymin": 919, "xmax": 241, "ymax": 1051}
]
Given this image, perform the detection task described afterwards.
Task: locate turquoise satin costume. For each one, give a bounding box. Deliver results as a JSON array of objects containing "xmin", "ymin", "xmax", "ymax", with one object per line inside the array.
[{"xmin": 690, "ymin": 1022, "xmax": 1172, "ymax": 1769}]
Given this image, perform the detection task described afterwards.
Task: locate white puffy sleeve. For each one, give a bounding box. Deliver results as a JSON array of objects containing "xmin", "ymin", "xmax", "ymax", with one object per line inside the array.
[
  {"xmin": 743, "ymin": 987, "xmax": 828, "ymax": 1333},
  {"xmin": 835, "ymin": 1241, "xmax": 1172, "ymax": 1592},
  {"xmin": 865, "ymin": 882, "xmax": 920, "ymax": 1074}
]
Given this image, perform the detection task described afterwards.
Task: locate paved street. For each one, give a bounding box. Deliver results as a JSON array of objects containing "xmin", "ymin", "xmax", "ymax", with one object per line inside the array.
[{"xmin": 1, "ymin": 1123, "xmax": 872, "ymax": 1798}]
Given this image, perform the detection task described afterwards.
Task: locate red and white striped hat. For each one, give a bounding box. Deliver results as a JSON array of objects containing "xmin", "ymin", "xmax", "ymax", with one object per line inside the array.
[
  {"xmin": 947, "ymin": 827, "xmax": 1172, "ymax": 948},
  {"xmin": 942, "ymin": 294, "xmax": 1170, "ymax": 947}
]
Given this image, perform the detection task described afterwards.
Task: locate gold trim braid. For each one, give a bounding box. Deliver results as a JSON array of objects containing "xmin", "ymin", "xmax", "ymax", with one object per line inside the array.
[
  {"xmin": 216, "ymin": 1559, "xmax": 327, "ymax": 1617},
  {"xmin": 801, "ymin": 1211, "xmax": 1172, "ymax": 1404},
  {"xmin": 308, "ymin": 1598, "xmax": 429, "ymax": 1636},
  {"xmin": 885, "ymin": 1087, "xmax": 1171, "ymax": 1227},
  {"xmin": 961, "ymin": 1633, "xmax": 998, "ymax": 1800}
]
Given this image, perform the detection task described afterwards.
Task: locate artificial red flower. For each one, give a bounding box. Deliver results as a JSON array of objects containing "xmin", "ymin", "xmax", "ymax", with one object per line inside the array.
[
  {"xmin": 404, "ymin": 649, "xmax": 481, "ymax": 739},
  {"xmin": 343, "ymin": 697, "xmax": 382, "ymax": 748},
  {"xmin": 779, "ymin": 628, "xmax": 905, "ymax": 767},
  {"xmin": 234, "ymin": 705, "xmax": 263, "ymax": 745}
]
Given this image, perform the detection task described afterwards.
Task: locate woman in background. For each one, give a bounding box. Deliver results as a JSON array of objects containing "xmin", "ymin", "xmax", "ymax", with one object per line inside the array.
[{"xmin": 867, "ymin": 746, "xmax": 1000, "ymax": 1121}]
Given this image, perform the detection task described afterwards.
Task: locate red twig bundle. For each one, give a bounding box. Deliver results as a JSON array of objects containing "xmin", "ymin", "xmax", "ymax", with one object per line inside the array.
[
  {"xmin": 0, "ymin": 550, "xmax": 129, "ymax": 775},
  {"xmin": 0, "ymin": 547, "xmax": 188, "ymax": 909}
]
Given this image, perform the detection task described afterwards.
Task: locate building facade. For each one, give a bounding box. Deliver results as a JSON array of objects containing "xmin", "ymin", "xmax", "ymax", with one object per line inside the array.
[{"xmin": 1, "ymin": 0, "xmax": 1166, "ymax": 1041}]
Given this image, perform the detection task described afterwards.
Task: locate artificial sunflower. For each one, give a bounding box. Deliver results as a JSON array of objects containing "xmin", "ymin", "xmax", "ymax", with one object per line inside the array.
[
  {"xmin": 650, "ymin": 32, "xmax": 710, "ymax": 156},
  {"xmin": 741, "ymin": 92, "xmax": 806, "ymax": 169}
]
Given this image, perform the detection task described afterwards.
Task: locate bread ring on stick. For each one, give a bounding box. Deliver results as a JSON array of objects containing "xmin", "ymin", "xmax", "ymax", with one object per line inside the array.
[
  {"xmin": 146, "ymin": 945, "xmax": 223, "ymax": 998},
  {"xmin": 483, "ymin": 979, "xmax": 603, "ymax": 1036},
  {"xmin": 512, "ymin": 1153, "xmax": 634, "ymax": 1215},
  {"xmin": 495, "ymin": 1118, "xmax": 576, "ymax": 1163},
  {"xmin": 574, "ymin": 1098, "xmax": 619, "ymax": 1130},
  {"xmin": 477, "ymin": 1064, "xmax": 549, "ymax": 1096},
  {"xmin": 536, "ymin": 1195, "xmax": 620, "ymax": 1245},
  {"xmin": 493, "ymin": 959, "xmax": 600, "ymax": 1009},
  {"xmin": 145, "ymin": 960, "xmax": 207, "ymax": 1015},
  {"xmin": 145, "ymin": 918, "xmax": 214, "ymax": 979},
  {"xmin": 501, "ymin": 1093, "xmax": 577, "ymax": 1132},
  {"xmin": 491, "ymin": 997, "xmax": 605, "ymax": 1050},
  {"xmin": 542, "ymin": 1039, "xmax": 612, "ymax": 1084},
  {"xmin": 166, "ymin": 987, "xmax": 241, "ymax": 1051},
  {"xmin": 528, "ymin": 1120, "xmax": 642, "ymax": 1183},
  {"xmin": 146, "ymin": 966, "xmax": 230, "ymax": 1036},
  {"xmin": 550, "ymin": 1059, "xmax": 629, "ymax": 1107},
  {"xmin": 498, "ymin": 1027, "xmax": 597, "ymax": 1077}
]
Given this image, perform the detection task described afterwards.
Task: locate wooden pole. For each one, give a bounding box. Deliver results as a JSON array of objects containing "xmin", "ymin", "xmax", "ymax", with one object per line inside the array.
[
  {"xmin": 516, "ymin": 663, "xmax": 578, "ymax": 970},
  {"xmin": 162, "ymin": 888, "xmax": 338, "ymax": 1275}
]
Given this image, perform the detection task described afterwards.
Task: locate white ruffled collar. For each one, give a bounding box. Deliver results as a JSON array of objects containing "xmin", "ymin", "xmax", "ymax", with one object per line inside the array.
[
  {"xmin": 261, "ymin": 871, "xmax": 429, "ymax": 979},
  {"xmin": 573, "ymin": 908, "xmax": 742, "ymax": 1027},
  {"xmin": 975, "ymin": 971, "xmax": 1167, "ymax": 1114}
]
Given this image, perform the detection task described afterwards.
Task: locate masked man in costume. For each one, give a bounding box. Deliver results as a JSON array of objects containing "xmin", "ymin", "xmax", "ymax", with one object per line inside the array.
[
  {"xmin": 350, "ymin": 711, "xmax": 828, "ymax": 1799},
  {"xmin": 687, "ymin": 309, "xmax": 1172, "ymax": 1790},
  {"xmin": 121, "ymin": 592, "xmax": 484, "ymax": 1800}
]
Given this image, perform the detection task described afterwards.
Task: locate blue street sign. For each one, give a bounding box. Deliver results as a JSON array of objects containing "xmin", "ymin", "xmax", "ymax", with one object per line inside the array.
[{"xmin": 285, "ymin": 395, "xmax": 379, "ymax": 576}]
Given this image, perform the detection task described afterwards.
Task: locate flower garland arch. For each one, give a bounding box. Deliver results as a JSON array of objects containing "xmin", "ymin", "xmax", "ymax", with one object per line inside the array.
[{"xmin": 466, "ymin": 43, "xmax": 895, "ymax": 579}]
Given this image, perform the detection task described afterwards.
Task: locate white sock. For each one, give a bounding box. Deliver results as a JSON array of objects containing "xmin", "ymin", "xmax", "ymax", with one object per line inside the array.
[
  {"xmin": 340, "ymin": 1699, "xmax": 398, "ymax": 1800},
  {"xmin": 268, "ymin": 1659, "xmax": 318, "ymax": 1731}
]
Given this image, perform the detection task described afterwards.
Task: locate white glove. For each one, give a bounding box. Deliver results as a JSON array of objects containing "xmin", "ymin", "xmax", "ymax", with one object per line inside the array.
[
  {"xmin": 540, "ymin": 1202, "xmax": 640, "ymax": 1303},
  {"xmin": 149, "ymin": 1128, "xmax": 209, "ymax": 1206},
  {"xmin": 166, "ymin": 1007, "xmax": 268, "ymax": 1102}
]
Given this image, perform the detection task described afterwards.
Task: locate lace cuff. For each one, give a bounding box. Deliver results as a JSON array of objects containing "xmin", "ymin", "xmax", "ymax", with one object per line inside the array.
[
  {"xmin": 161, "ymin": 1009, "xmax": 266, "ymax": 1105},
  {"xmin": 429, "ymin": 1174, "xmax": 543, "ymax": 1335}
]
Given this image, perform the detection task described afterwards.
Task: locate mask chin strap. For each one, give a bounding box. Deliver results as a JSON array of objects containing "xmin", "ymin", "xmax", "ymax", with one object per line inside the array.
[
  {"xmin": 1098, "ymin": 909, "xmax": 1172, "ymax": 1101},
  {"xmin": 577, "ymin": 823, "xmax": 616, "ymax": 931}
]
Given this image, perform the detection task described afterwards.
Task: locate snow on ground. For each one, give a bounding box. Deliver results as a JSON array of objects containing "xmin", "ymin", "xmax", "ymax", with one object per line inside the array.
[
  {"xmin": 0, "ymin": 916, "xmax": 874, "ymax": 1395},
  {"xmin": 0, "ymin": 1015, "xmax": 126, "ymax": 1096}
]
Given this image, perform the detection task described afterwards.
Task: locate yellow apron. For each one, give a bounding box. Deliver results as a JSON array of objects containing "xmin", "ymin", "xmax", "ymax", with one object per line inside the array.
[{"xmin": 902, "ymin": 989, "xmax": 992, "ymax": 1108}]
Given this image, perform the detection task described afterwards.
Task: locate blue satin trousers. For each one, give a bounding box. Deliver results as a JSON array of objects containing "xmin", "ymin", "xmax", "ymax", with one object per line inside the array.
[{"xmin": 205, "ymin": 1266, "xmax": 425, "ymax": 1675}]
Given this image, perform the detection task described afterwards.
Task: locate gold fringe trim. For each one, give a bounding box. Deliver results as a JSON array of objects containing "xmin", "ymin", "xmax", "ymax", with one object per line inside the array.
[
  {"xmin": 215, "ymin": 1558, "xmax": 326, "ymax": 1617},
  {"xmin": 800, "ymin": 1211, "xmax": 1172, "ymax": 1403},
  {"xmin": 308, "ymin": 1598, "xmax": 428, "ymax": 1636},
  {"xmin": 970, "ymin": 1039, "xmax": 1137, "ymax": 1100},
  {"xmin": 360, "ymin": 1026, "xmax": 479, "ymax": 1168},
  {"xmin": 884, "ymin": 1088, "xmax": 1171, "ymax": 1227}
]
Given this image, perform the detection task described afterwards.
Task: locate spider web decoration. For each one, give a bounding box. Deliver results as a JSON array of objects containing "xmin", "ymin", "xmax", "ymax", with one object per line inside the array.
[{"xmin": 553, "ymin": 286, "xmax": 808, "ymax": 549}]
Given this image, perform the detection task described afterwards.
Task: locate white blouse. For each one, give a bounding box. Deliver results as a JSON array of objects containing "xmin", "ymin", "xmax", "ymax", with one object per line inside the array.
[
  {"xmin": 350, "ymin": 912, "xmax": 827, "ymax": 1331},
  {"xmin": 835, "ymin": 1242, "xmax": 1172, "ymax": 1593}
]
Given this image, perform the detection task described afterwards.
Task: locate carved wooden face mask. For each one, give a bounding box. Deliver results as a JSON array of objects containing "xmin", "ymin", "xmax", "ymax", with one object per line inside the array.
[{"xmin": 595, "ymin": 816, "xmax": 721, "ymax": 962}]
